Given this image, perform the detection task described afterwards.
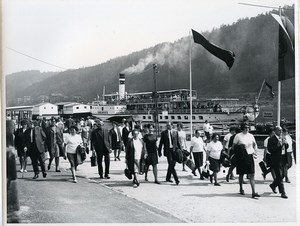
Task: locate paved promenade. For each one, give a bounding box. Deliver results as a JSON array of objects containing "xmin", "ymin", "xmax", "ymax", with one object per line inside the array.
[{"xmin": 52, "ymin": 147, "xmax": 298, "ymax": 224}]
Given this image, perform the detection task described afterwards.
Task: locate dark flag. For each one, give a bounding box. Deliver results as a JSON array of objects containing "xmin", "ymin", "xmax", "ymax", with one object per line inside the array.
[
  {"xmin": 265, "ymin": 82, "xmax": 275, "ymax": 98},
  {"xmin": 271, "ymin": 14, "xmax": 295, "ymax": 81},
  {"xmin": 191, "ymin": 29, "xmax": 235, "ymax": 69}
]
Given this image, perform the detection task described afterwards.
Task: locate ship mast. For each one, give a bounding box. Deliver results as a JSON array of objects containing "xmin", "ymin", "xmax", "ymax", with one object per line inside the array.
[{"xmin": 189, "ymin": 30, "xmax": 193, "ymax": 137}]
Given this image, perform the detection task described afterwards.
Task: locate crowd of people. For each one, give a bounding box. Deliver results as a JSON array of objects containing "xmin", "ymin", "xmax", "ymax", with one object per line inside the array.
[{"xmin": 12, "ymin": 116, "xmax": 295, "ymax": 198}]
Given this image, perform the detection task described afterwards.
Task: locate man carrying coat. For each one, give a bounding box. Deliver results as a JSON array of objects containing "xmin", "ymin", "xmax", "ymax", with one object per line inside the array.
[
  {"xmin": 91, "ymin": 119, "xmax": 112, "ymax": 179},
  {"xmin": 268, "ymin": 126, "xmax": 288, "ymax": 199},
  {"xmin": 158, "ymin": 121, "xmax": 181, "ymax": 185},
  {"xmin": 25, "ymin": 120, "xmax": 47, "ymax": 179}
]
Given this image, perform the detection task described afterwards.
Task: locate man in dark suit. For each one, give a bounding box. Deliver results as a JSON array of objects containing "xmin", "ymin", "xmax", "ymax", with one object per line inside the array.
[
  {"xmin": 268, "ymin": 126, "xmax": 288, "ymax": 199},
  {"xmin": 25, "ymin": 120, "xmax": 47, "ymax": 179},
  {"xmin": 91, "ymin": 119, "xmax": 112, "ymax": 179},
  {"xmin": 158, "ymin": 121, "xmax": 181, "ymax": 185},
  {"xmin": 122, "ymin": 121, "xmax": 131, "ymax": 149},
  {"xmin": 110, "ymin": 122, "xmax": 123, "ymax": 161}
]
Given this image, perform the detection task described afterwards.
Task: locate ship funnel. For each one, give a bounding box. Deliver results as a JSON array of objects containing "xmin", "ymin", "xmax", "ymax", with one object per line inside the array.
[{"xmin": 119, "ymin": 73, "xmax": 125, "ymax": 100}]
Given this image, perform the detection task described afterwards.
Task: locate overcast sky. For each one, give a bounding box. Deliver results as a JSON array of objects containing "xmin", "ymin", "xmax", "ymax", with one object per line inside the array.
[{"xmin": 2, "ymin": 0, "xmax": 296, "ymax": 75}]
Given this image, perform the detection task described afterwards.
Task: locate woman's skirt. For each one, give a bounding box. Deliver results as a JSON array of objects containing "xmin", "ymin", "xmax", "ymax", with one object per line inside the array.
[
  {"xmin": 145, "ymin": 152, "xmax": 158, "ymax": 166},
  {"xmin": 192, "ymin": 152, "xmax": 203, "ymax": 168},
  {"xmin": 50, "ymin": 144, "xmax": 60, "ymax": 158},
  {"xmin": 236, "ymin": 154, "xmax": 255, "ymax": 175},
  {"xmin": 67, "ymin": 153, "xmax": 78, "ymax": 168},
  {"xmin": 208, "ymin": 156, "xmax": 221, "ymax": 173},
  {"xmin": 17, "ymin": 148, "xmax": 26, "ymax": 158},
  {"xmin": 112, "ymin": 141, "xmax": 121, "ymax": 150}
]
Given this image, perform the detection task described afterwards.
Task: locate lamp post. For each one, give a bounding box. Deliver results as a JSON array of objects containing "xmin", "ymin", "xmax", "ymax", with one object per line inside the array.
[{"xmin": 153, "ymin": 64, "xmax": 159, "ymax": 135}]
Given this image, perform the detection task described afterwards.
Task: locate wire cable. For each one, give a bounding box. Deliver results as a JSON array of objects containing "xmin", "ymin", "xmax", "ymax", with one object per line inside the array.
[
  {"xmin": 6, "ymin": 46, "xmax": 66, "ymax": 70},
  {"xmin": 238, "ymin": 2, "xmax": 294, "ymax": 10}
]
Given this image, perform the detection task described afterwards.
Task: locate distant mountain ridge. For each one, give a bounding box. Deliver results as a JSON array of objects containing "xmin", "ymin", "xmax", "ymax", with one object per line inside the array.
[{"xmin": 6, "ymin": 6, "xmax": 295, "ymax": 107}]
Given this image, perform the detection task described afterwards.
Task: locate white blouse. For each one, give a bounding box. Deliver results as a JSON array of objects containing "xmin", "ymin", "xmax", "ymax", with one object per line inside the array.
[
  {"xmin": 207, "ymin": 141, "xmax": 223, "ymax": 160},
  {"xmin": 65, "ymin": 134, "xmax": 83, "ymax": 154}
]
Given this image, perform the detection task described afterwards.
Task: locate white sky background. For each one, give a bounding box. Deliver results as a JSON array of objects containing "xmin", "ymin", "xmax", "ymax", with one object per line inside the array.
[{"xmin": 2, "ymin": 0, "xmax": 296, "ymax": 75}]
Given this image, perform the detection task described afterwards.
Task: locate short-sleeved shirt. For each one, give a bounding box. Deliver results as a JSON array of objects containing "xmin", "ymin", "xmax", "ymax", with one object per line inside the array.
[
  {"xmin": 178, "ymin": 130, "xmax": 187, "ymax": 150},
  {"xmin": 203, "ymin": 123, "xmax": 210, "ymax": 132},
  {"xmin": 233, "ymin": 132, "xmax": 257, "ymax": 155},
  {"xmin": 284, "ymin": 134, "xmax": 293, "ymax": 153},
  {"xmin": 190, "ymin": 136, "xmax": 205, "ymax": 153},
  {"xmin": 207, "ymin": 141, "xmax": 223, "ymax": 160},
  {"xmin": 64, "ymin": 134, "xmax": 83, "ymax": 154},
  {"xmin": 223, "ymin": 133, "xmax": 232, "ymax": 149}
]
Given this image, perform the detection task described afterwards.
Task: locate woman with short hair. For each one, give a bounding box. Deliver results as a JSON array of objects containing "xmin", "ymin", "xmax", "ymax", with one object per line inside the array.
[
  {"xmin": 206, "ymin": 133, "xmax": 223, "ymax": 186},
  {"xmin": 233, "ymin": 122, "xmax": 260, "ymax": 198},
  {"xmin": 143, "ymin": 124, "xmax": 160, "ymax": 184},
  {"xmin": 64, "ymin": 126, "xmax": 83, "ymax": 183},
  {"xmin": 126, "ymin": 129, "xmax": 147, "ymax": 187}
]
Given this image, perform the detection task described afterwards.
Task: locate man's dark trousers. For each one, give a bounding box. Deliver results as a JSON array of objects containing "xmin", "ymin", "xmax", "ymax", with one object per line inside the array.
[{"xmin": 166, "ymin": 149, "xmax": 178, "ymax": 183}]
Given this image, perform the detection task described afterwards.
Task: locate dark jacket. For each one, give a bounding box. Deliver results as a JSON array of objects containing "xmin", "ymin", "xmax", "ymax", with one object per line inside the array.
[
  {"xmin": 158, "ymin": 129, "xmax": 181, "ymax": 157},
  {"xmin": 14, "ymin": 128, "xmax": 26, "ymax": 151},
  {"xmin": 122, "ymin": 127, "xmax": 131, "ymax": 147},
  {"xmin": 24, "ymin": 127, "xmax": 46, "ymax": 155},
  {"xmin": 110, "ymin": 127, "xmax": 122, "ymax": 150},
  {"xmin": 91, "ymin": 127, "xmax": 111, "ymax": 153},
  {"xmin": 125, "ymin": 138, "xmax": 147, "ymax": 174},
  {"xmin": 267, "ymin": 134, "xmax": 288, "ymax": 167}
]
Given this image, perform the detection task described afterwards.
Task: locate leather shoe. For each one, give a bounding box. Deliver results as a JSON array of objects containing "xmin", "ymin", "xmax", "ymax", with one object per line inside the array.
[
  {"xmin": 32, "ymin": 174, "xmax": 39, "ymax": 179},
  {"xmin": 105, "ymin": 176, "xmax": 110, "ymax": 179},
  {"xmin": 252, "ymin": 193, "xmax": 260, "ymax": 198},
  {"xmin": 56, "ymin": 169, "xmax": 61, "ymax": 172},
  {"xmin": 281, "ymin": 193, "xmax": 288, "ymax": 199},
  {"xmin": 176, "ymin": 180, "xmax": 180, "ymax": 185},
  {"xmin": 192, "ymin": 170, "xmax": 197, "ymax": 176},
  {"xmin": 285, "ymin": 178, "xmax": 291, "ymax": 183},
  {"xmin": 42, "ymin": 173, "xmax": 47, "ymax": 178},
  {"xmin": 239, "ymin": 189, "xmax": 245, "ymax": 195},
  {"xmin": 100, "ymin": 175, "xmax": 104, "ymax": 179},
  {"xmin": 166, "ymin": 179, "xmax": 173, "ymax": 183},
  {"xmin": 269, "ymin": 184, "xmax": 277, "ymax": 194},
  {"xmin": 154, "ymin": 180, "xmax": 161, "ymax": 184},
  {"xmin": 226, "ymin": 174, "xmax": 229, "ymax": 182},
  {"xmin": 214, "ymin": 183, "xmax": 221, "ymax": 186}
]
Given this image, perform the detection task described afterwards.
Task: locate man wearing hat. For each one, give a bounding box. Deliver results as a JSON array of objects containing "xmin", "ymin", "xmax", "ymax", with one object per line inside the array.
[
  {"xmin": 90, "ymin": 119, "xmax": 112, "ymax": 179},
  {"xmin": 268, "ymin": 126, "xmax": 288, "ymax": 199}
]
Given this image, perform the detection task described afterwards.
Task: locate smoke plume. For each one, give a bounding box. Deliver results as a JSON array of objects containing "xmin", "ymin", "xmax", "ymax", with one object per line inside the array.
[{"xmin": 121, "ymin": 37, "xmax": 191, "ymax": 75}]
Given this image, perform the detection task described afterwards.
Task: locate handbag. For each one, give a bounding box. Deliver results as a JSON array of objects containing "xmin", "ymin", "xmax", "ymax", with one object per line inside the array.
[
  {"xmin": 124, "ymin": 168, "xmax": 132, "ymax": 180},
  {"xmin": 76, "ymin": 145, "xmax": 86, "ymax": 165},
  {"xmin": 42, "ymin": 151, "xmax": 50, "ymax": 162},
  {"xmin": 185, "ymin": 158, "xmax": 196, "ymax": 171},
  {"xmin": 182, "ymin": 149, "xmax": 190, "ymax": 157},
  {"xmin": 201, "ymin": 162, "xmax": 213, "ymax": 178},
  {"xmin": 259, "ymin": 161, "xmax": 268, "ymax": 174},
  {"xmin": 173, "ymin": 148, "xmax": 184, "ymax": 163},
  {"xmin": 90, "ymin": 152, "xmax": 97, "ymax": 167},
  {"xmin": 139, "ymin": 158, "xmax": 145, "ymax": 175}
]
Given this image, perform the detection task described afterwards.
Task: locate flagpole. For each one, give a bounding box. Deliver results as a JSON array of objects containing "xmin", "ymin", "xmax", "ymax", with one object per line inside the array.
[
  {"xmin": 277, "ymin": 7, "xmax": 282, "ymax": 126},
  {"xmin": 189, "ymin": 30, "xmax": 193, "ymax": 138},
  {"xmin": 256, "ymin": 79, "xmax": 266, "ymax": 105}
]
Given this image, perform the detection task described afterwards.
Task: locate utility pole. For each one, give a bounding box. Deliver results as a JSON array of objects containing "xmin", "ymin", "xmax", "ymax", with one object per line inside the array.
[{"xmin": 153, "ymin": 64, "xmax": 159, "ymax": 135}]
